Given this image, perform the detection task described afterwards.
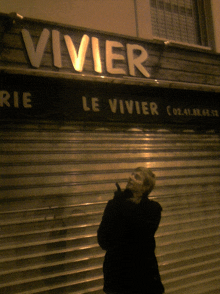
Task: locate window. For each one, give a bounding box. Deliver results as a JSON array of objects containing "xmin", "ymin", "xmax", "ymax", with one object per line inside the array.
[{"xmin": 150, "ymin": 0, "xmax": 209, "ymax": 46}]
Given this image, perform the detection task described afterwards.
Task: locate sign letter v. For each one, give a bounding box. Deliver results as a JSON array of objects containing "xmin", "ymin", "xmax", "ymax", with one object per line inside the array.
[{"xmin": 22, "ymin": 28, "xmax": 50, "ymax": 68}]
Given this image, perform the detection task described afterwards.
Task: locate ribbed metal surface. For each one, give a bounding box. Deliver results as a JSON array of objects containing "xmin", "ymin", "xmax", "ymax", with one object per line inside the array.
[{"xmin": 0, "ymin": 124, "xmax": 219, "ymax": 294}]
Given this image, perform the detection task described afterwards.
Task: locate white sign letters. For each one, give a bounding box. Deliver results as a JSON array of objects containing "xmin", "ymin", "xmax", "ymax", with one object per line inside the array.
[{"xmin": 21, "ymin": 28, "xmax": 150, "ymax": 78}]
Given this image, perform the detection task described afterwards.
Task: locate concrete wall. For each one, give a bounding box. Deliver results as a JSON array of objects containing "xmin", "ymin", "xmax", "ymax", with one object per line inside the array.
[
  {"xmin": 211, "ymin": 0, "xmax": 220, "ymax": 52},
  {"xmin": 1, "ymin": 0, "xmax": 219, "ymax": 52},
  {"xmin": 0, "ymin": 0, "xmax": 137, "ymax": 36}
]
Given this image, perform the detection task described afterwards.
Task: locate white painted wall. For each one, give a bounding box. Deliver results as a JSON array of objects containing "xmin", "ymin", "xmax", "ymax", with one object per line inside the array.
[
  {"xmin": 0, "ymin": 0, "xmax": 219, "ymax": 52},
  {"xmin": 210, "ymin": 0, "xmax": 220, "ymax": 53},
  {"xmin": 0, "ymin": 0, "xmax": 137, "ymax": 37}
]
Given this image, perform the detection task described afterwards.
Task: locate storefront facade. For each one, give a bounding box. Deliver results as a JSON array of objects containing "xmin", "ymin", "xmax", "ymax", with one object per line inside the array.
[{"xmin": 0, "ymin": 13, "xmax": 220, "ymax": 294}]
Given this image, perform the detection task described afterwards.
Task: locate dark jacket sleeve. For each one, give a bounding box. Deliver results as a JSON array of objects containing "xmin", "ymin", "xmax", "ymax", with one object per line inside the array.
[
  {"xmin": 97, "ymin": 192, "xmax": 128, "ymax": 250},
  {"xmin": 97, "ymin": 191, "xmax": 162, "ymax": 251}
]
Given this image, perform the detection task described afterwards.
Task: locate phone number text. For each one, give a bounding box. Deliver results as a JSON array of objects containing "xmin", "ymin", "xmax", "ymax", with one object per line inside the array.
[{"xmin": 166, "ymin": 106, "xmax": 219, "ymax": 117}]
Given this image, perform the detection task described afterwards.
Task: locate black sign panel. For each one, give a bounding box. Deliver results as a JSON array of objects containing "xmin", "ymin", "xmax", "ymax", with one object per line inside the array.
[{"xmin": 0, "ymin": 74, "xmax": 219, "ymax": 129}]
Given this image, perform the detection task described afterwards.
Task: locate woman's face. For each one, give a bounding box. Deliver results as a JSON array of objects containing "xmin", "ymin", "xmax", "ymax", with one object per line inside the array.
[{"xmin": 126, "ymin": 171, "xmax": 146, "ymax": 194}]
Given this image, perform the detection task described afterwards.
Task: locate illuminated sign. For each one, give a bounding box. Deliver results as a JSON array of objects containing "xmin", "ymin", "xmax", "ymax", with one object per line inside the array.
[
  {"xmin": 0, "ymin": 74, "xmax": 219, "ymax": 128},
  {"xmin": 21, "ymin": 28, "xmax": 150, "ymax": 78},
  {"xmin": 1, "ymin": 13, "xmax": 220, "ymax": 91},
  {"xmin": 0, "ymin": 15, "xmax": 219, "ymax": 129}
]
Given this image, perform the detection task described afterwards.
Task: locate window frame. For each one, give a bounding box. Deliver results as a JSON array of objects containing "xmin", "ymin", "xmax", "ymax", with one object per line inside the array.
[{"xmin": 135, "ymin": 0, "xmax": 215, "ymax": 51}]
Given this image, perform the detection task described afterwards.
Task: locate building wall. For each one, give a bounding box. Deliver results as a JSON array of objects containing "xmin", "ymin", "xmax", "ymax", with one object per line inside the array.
[
  {"xmin": 1, "ymin": 0, "xmax": 220, "ymax": 52},
  {"xmin": 211, "ymin": 0, "xmax": 220, "ymax": 52},
  {"xmin": 0, "ymin": 0, "xmax": 137, "ymax": 37}
]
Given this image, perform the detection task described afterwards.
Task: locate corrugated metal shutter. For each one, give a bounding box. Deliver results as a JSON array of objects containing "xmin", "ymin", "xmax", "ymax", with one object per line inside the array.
[{"xmin": 0, "ymin": 123, "xmax": 219, "ymax": 294}]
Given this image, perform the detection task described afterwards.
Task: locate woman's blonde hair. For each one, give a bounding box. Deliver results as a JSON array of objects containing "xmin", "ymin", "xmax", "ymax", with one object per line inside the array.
[{"xmin": 134, "ymin": 167, "xmax": 156, "ymax": 194}]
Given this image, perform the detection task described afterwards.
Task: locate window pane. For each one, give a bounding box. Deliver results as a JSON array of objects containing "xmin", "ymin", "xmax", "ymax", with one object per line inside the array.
[{"xmin": 150, "ymin": 0, "xmax": 202, "ymax": 45}]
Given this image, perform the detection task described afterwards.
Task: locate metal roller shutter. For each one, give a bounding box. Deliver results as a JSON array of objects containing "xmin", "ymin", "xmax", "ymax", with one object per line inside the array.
[{"xmin": 0, "ymin": 123, "xmax": 220, "ymax": 294}]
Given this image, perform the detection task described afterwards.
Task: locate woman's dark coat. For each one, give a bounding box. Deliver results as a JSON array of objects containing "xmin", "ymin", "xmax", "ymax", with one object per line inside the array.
[{"xmin": 97, "ymin": 189, "xmax": 164, "ymax": 294}]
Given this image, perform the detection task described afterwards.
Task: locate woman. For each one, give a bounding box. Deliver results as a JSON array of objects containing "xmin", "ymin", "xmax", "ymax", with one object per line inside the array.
[{"xmin": 97, "ymin": 167, "xmax": 164, "ymax": 294}]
